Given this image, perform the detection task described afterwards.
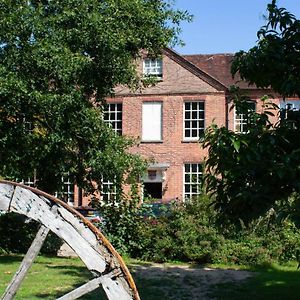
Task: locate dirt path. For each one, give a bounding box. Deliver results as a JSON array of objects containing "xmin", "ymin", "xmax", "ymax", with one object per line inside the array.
[{"xmin": 130, "ymin": 263, "xmax": 254, "ymax": 300}]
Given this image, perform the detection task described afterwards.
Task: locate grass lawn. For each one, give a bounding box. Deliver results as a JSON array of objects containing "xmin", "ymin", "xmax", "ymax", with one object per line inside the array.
[
  {"xmin": 0, "ymin": 255, "xmax": 300, "ymax": 299},
  {"xmin": 210, "ymin": 262, "xmax": 300, "ymax": 300},
  {"xmin": 0, "ymin": 255, "xmax": 102, "ymax": 299}
]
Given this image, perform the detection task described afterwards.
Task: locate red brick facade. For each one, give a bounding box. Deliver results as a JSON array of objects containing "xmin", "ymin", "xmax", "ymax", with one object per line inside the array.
[{"xmin": 75, "ymin": 48, "xmax": 297, "ymax": 207}]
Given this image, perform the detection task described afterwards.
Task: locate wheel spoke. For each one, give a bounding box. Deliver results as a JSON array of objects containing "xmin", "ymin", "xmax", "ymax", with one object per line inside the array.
[
  {"xmin": 56, "ymin": 277, "xmax": 103, "ymax": 300},
  {"xmin": 1, "ymin": 224, "xmax": 50, "ymax": 300},
  {"xmin": 0, "ymin": 181, "xmax": 140, "ymax": 300}
]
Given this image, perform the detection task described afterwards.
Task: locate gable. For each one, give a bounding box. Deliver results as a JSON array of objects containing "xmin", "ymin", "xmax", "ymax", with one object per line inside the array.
[{"xmin": 115, "ymin": 51, "xmax": 225, "ymax": 96}]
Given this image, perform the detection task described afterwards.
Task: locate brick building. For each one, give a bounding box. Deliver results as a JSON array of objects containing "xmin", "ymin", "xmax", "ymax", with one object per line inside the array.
[{"xmin": 67, "ymin": 48, "xmax": 300, "ymax": 207}]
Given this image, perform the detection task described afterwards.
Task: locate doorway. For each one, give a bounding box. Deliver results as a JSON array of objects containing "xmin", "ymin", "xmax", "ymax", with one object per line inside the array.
[{"xmin": 143, "ymin": 182, "xmax": 162, "ymax": 199}]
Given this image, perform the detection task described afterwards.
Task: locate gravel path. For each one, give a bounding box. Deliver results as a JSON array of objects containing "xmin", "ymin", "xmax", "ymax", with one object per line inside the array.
[{"xmin": 131, "ymin": 263, "xmax": 254, "ymax": 300}]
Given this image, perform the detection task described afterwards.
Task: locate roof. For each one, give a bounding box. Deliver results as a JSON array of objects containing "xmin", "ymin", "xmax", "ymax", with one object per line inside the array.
[
  {"xmin": 182, "ymin": 53, "xmax": 257, "ymax": 89},
  {"xmin": 162, "ymin": 48, "xmax": 227, "ymax": 91}
]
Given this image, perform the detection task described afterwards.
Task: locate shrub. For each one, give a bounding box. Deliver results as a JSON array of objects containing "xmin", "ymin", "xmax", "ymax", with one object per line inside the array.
[
  {"xmin": 130, "ymin": 196, "xmax": 300, "ymax": 265},
  {"xmin": 0, "ymin": 213, "xmax": 62, "ymax": 255},
  {"xmin": 92, "ymin": 193, "xmax": 300, "ymax": 266}
]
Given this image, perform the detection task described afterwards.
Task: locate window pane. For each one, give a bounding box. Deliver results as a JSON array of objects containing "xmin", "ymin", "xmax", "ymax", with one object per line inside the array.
[
  {"xmin": 185, "ymin": 102, "xmax": 191, "ymax": 110},
  {"xmin": 191, "ymin": 130, "xmax": 197, "ymax": 137},
  {"xmin": 198, "ymin": 128, "xmax": 204, "ymax": 136},
  {"xmin": 185, "ymin": 164, "xmax": 190, "ymax": 172},
  {"xmin": 192, "ymin": 102, "xmax": 197, "ymax": 110},
  {"xmin": 199, "ymin": 120, "xmax": 204, "ymax": 128},
  {"xmin": 185, "ymin": 130, "xmax": 190, "ymax": 137},
  {"xmin": 185, "ymin": 184, "xmax": 190, "ymax": 192}
]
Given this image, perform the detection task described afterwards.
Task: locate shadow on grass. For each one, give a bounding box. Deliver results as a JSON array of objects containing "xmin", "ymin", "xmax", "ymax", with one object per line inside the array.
[
  {"xmin": 129, "ymin": 262, "xmax": 254, "ymax": 300},
  {"xmin": 3, "ymin": 255, "xmax": 299, "ymax": 300},
  {"xmin": 44, "ymin": 264, "xmax": 91, "ymax": 277},
  {"xmin": 210, "ymin": 262, "xmax": 300, "ymax": 300},
  {"xmin": 0, "ymin": 255, "xmax": 101, "ymax": 299},
  {"xmin": 0, "ymin": 254, "xmax": 23, "ymax": 264}
]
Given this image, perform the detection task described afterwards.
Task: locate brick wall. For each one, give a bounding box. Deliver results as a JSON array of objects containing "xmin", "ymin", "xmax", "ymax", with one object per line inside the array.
[{"xmin": 76, "ymin": 51, "xmax": 287, "ymax": 207}]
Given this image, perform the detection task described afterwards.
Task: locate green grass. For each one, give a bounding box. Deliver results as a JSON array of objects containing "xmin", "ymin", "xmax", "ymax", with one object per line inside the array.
[
  {"xmin": 210, "ymin": 262, "xmax": 300, "ymax": 300},
  {"xmin": 1, "ymin": 255, "xmax": 300, "ymax": 299},
  {"xmin": 0, "ymin": 255, "xmax": 102, "ymax": 299}
]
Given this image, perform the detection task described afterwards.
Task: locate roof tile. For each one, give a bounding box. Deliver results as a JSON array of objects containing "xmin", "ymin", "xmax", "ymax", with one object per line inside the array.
[{"xmin": 182, "ymin": 54, "xmax": 256, "ymax": 89}]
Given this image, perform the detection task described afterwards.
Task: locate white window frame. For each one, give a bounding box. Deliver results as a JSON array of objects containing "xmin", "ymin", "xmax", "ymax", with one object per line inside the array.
[
  {"xmin": 183, "ymin": 101, "xmax": 205, "ymax": 141},
  {"xmin": 18, "ymin": 177, "xmax": 36, "ymax": 187},
  {"xmin": 143, "ymin": 58, "xmax": 163, "ymax": 79},
  {"xmin": 234, "ymin": 101, "xmax": 256, "ymax": 133},
  {"xmin": 142, "ymin": 102, "xmax": 163, "ymax": 142},
  {"xmin": 101, "ymin": 179, "xmax": 117, "ymax": 202},
  {"xmin": 55, "ymin": 176, "xmax": 75, "ymax": 205},
  {"xmin": 104, "ymin": 103, "xmax": 122, "ymax": 134},
  {"xmin": 183, "ymin": 163, "xmax": 203, "ymax": 200},
  {"xmin": 18, "ymin": 175, "xmax": 75, "ymax": 205}
]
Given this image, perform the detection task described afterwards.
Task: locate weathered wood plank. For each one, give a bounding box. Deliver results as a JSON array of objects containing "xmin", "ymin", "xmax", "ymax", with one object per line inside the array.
[
  {"xmin": 56, "ymin": 277, "xmax": 103, "ymax": 300},
  {"xmin": 57, "ymin": 272, "xmax": 132, "ymax": 300},
  {"xmin": 57, "ymin": 206, "xmax": 103, "ymax": 250},
  {"xmin": 0, "ymin": 183, "xmax": 14, "ymax": 211},
  {"xmin": 9, "ymin": 186, "xmax": 107, "ymax": 273},
  {"xmin": 0, "ymin": 182, "xmax": 138, "ymax": 300},
  {"xmin": 101, "ymin": 276, "xmax": 132, "ymax": 300},
  {"xmin": 1, "ymin": 225, "xmax": 50, "ymax": 300}
]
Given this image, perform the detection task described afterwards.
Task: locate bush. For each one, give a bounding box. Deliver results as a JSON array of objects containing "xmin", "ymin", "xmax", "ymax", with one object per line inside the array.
[
  {"xmin": 91, "ymin": 193, "xmax": 300, "ymax": 266},
  {"xmin": 0, "ymin": 213, "xmax": 62, "ymax": 255},
  {"xmin": 130, "ymin": 196, "xmax": 300, "ymax": 265},
  {"xmin": 133, "ymin": 196, "xmax": 224, "ymax": 263}
]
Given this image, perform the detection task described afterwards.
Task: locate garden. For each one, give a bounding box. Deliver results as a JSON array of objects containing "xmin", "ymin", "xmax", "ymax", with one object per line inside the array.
[
  {"xmin": 1, "ymin": 0, "xmax": 300, "ymax": 298},
  {"xmin": 1, "ymin": 193, "xmax": 300, "ymax": 299}
]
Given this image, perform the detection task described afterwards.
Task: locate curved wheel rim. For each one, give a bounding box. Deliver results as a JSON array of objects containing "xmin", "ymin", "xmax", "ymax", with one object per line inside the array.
[{"xmin": 0, "ymin": 180, "xmax": 140, "ymax": 300}]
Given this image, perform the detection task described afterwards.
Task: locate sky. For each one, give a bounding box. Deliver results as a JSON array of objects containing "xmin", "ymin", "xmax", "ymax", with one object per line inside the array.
[{"xmin": 172, "ymin": 0, "xmax": 300, "ymax": 55}]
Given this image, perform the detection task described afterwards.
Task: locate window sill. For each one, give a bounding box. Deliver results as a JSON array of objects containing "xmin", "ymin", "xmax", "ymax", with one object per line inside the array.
[
  {"xmin": 181, "ymin": 139, "xmax": 200, "ymax": 143},
  {"xmin": 141, "ymin": 140, "xmax": 163, "ymax": 144},
  {"xmin": 142, "ymin": 75, "xmax": 163, "ymax": 82}
]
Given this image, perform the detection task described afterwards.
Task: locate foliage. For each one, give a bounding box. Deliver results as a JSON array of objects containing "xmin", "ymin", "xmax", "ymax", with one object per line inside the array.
[
  {"xmin": 202, "ymin": 0, "xmax": 300, "ymax": 224},
  {"xmin": 202, "ymin": 88, "xmax": 300, "ymax": 224},
  {"xmin": 232, "ymin": 0, "xmax": 300, "ymax": 98},
  {"xmin": 92, "ymin": 185, "xmax": 148, "ymax": 254},
  {"xmin": 129, "ymin": 195, "xmax": 222, "ymax": 263},
  {"xmin": 0, "ymin": 213, "xmax": 62, "ymax": 255},
  {"xmin": 0, "ymin": 0, "xmax": 191, "ymax": 193},
  {"xmin": 2, "ymin": 196, "xmax": 300, "ymax": 267},
  {"xmin": 114, "ymin": 195, "xmax": 300, "ymax": 265}
]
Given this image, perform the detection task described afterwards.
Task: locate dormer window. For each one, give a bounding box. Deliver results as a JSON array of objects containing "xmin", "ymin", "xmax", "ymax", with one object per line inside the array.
[{"xmin": 143, "ymin": 58, "xmax": 163, "ymax": 79}]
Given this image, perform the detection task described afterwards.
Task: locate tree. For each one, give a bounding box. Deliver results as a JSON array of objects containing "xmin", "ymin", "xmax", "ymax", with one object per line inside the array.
[
  {"xmin": 232, "ymin": 0, "xmax": 300, "ymax": 98},
  {"xmin": 203, "ymin": 1, "xmax": 300, "ymax": 224},
  {"xmin": 0, "ymin": 0, "xmax": 191, "ymax": 194}
]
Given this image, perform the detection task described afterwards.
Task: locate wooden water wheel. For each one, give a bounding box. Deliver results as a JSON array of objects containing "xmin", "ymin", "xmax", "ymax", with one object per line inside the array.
[{"xmin": 0, "ymin": 180, "xmax": 140, "ymax": 300}]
